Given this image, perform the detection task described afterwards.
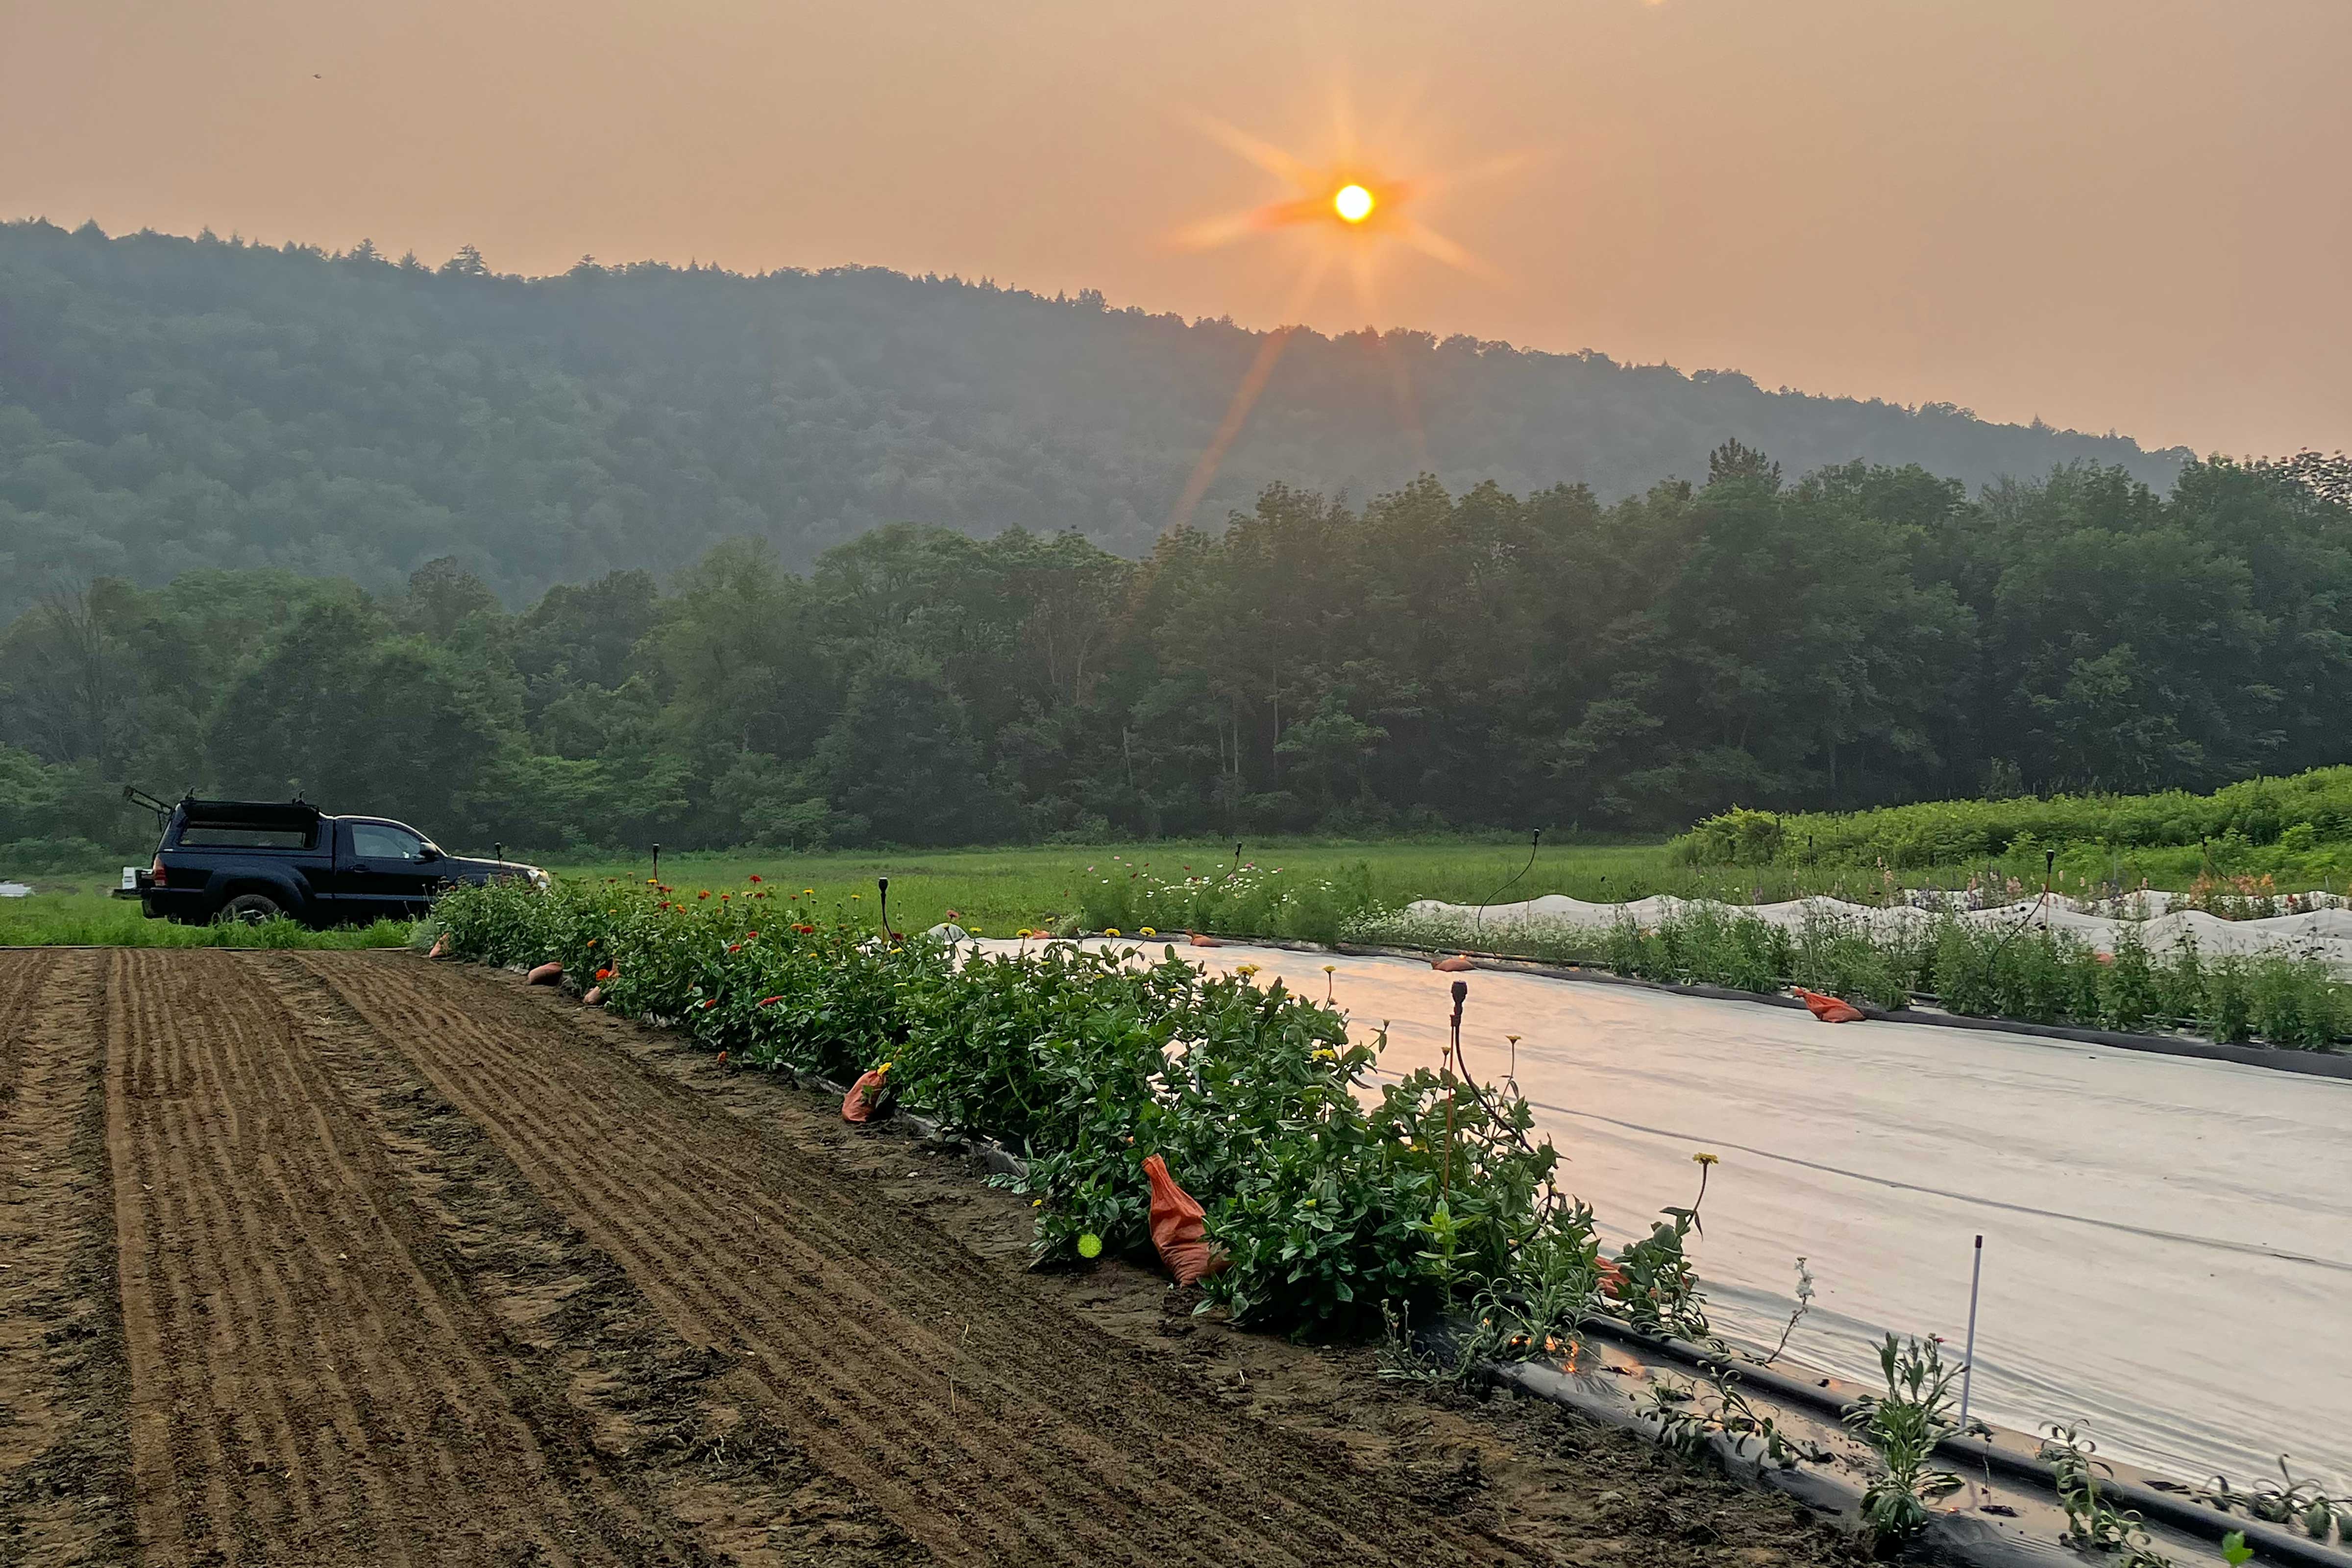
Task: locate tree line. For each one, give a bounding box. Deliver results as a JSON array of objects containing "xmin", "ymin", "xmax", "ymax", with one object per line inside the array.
[
  {"xmin": 0, "ymin": 218, "xmax": 2191, "ymax": 627},
  {"xmin": 5, "ymin": 445, "xmax": 2348, "ymax": 863}
]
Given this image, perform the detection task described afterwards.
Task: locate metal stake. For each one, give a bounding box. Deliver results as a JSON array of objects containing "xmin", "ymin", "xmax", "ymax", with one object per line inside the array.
[{"xmin": 1958, "ymin": 1234, "xmax": 1984, "ymax": 1436}]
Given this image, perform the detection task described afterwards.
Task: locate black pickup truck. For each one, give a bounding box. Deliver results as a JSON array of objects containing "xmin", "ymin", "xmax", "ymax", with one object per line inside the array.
[{"xmin": 116, "ymin": 797, "xmax": 547, "ymax": 927}]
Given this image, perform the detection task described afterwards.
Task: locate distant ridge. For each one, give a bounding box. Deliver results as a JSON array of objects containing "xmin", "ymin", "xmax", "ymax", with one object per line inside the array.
[{"xmin": 0, "ymin": 218, "xmax": 2192, "ymax": 614}]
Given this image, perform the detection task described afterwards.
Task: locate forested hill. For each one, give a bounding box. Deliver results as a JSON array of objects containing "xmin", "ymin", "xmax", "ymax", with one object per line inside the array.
[{"xmin": 0, "ymin": 219, "xmax": 2192, "ymax": 620}]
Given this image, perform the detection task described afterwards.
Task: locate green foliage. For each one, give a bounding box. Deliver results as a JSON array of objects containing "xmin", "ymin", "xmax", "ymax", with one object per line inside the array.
[
  {"xmin": 13, "ymin": 224, "xmax": 2352, "ymax": 860},
  {"xmin": 1074, "ymin": 856, "xmax": 1376, "ymax": 945},
  {"xmin": 1667, "ymin": 807, "xmax": 1787, "ymax": 867},
  {"xmin": 433, "ymin": 875, "xmax": 1647, "ymax": 1338},
  {"xmin": 1682, "ymin": 766, "xmax": 2352, "ymax": 874},
  {"xmin": 2, "ymin": 219, "xmax": 2185, "ymax": 632},
  {"xmin": 1360, "ymin": 903, "xmax": 2349, "ymax": 1050},
  {"xmin": 1842, "ymin": 1334, "xmax": 1965, "ymax": 1544},
  {"xmin": 2040, "ymin": 1425, "xmax": 2175, "ymax": 1568}
]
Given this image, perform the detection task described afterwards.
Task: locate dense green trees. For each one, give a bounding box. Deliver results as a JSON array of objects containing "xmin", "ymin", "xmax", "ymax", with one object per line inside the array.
[
  {"xmin": 0, "ymin": 218, "xmax": 2193, "ymax": 627},
  {"xmin": 4, "ymin": 447, "xmax": 2347, "ymax": 860}
]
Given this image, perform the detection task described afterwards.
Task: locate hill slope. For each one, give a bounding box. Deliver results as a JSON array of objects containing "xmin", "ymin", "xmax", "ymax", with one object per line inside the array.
[{"xmin": 0, "ymin": 219, "xmax": 2191, "ymax": 617}]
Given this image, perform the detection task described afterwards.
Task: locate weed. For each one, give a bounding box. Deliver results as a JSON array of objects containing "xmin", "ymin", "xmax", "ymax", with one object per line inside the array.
[
  {"xmin": 1841, "ymin": 1334, "xmax": 1964, "ymax": 1544},
  {"xmin": 2040, "ymin": 1425, "xmax": 2173, "ymax": 1568}
]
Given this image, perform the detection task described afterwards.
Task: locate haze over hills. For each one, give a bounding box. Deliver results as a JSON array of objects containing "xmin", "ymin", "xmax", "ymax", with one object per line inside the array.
[{"xmin": 0, "ymin": 219, "xmax": 2195, "ymax": 619}]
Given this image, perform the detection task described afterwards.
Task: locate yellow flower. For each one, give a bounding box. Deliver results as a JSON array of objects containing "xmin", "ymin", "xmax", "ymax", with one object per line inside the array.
[
  {"xmin": 1323, "ymin": 964, "xmax": 1336, "ymax": 974},
  {"xmin": 1077, "ymin": 1232, "xmax": 1103, "ymax": 1259},
  {"xmin": 1104, "ymin": 928, "xmax": 1121, "ymax": 937},
  {"xmin": 803, "ymin": 888, "xmax": 814, "ymax": 895},
  {"xmin": 1140, "ymin": 927, "xmax": 1157, "ymax": 936},
  {"xmin": 1693, "ymin": 1152, "xmax": 1720, "ymax": 1167}
]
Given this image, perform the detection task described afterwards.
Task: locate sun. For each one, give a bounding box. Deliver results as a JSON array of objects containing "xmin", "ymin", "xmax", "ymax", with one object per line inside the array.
[{"xmin": 1160, "ymin": 99, "xmax": 1532, "ymax": 527}]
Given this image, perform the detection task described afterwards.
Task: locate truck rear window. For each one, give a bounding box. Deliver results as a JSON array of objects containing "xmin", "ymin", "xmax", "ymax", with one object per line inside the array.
[{"xmin": 175, "ymin": 826, "xmax": 316, "ymax": 850}]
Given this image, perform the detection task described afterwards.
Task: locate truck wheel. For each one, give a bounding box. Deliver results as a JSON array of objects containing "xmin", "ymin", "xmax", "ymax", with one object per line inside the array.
[{"xmin": 215, "ymin": 893, "xmax": 285, "ymax": 926}]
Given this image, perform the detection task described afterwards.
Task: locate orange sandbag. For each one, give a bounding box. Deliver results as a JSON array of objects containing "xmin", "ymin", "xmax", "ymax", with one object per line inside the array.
[
  {"xmin": 527, "ymin": 961, "xmax": 563, "ymax": 985},
  {"xmin": 427, "ymin": 935, "xmax": 448, "ymax": 958},
  {"xmin": 842, "ymin": 1063, "xmax": 893, "ymax": 1123},
  {"xmin": 582, "ymin": 984, "xmax": 603, "ymax": 1006},
  {"xmin": 1793, "ymin": 987, "xmax": 1864, "ymax": 1023},
  {"xmin": 1597, "ymin": 1256, "xmax": 1629, "ymax": 1298},
  {"xmin": 1187, "ymin": 931, "xmax": 1221, "ymax": 948},
  {"xmin": 1432, "ymin": 953, "xmax": 1475, "ymax": 973},
  {"xmin": 1143, "ymin": 1154, "xmax": 1226, "ymax": 1287}
]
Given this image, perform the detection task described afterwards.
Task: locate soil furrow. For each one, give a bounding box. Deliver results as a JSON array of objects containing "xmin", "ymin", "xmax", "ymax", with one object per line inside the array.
[
  {"xmin": 309, "ymin": 953, "xmax": 1534, "ymax": 1567},
  {"xmin": 0, "ymin": 952, "xmax": 137, "ymax": 1568},
  {"xmin": 8, "ymin": 945, "xmax": 1860, "ymax": 1568},
  {"xmin": 248, "ymin": 952, "xmax": 915, "ymax": 1567},
  {"xmin": 306, "ymin": 958, "xmax": 1135, "ymax": 1565},
  {"xmin": 107, "ymin": 949, "xmax": 659, "ymax": 1564}
]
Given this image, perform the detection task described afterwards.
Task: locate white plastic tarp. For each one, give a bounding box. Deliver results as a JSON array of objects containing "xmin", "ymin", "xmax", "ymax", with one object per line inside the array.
[
  {"xmin": 1405, "ymin": 893, "xmax": 2352, "ymax": 973},
  {"xmin": 977, "ymin": 937, "xmax": 2352, "ymax": 1494}
]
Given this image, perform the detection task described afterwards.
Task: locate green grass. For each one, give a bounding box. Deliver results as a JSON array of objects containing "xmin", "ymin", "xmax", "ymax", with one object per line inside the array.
[
  {"xmin": 0, "ymin": 887, "xmax": 415, "ymax": 949},
  {"xmin": 7, "ymin": 830, "xmax": 2350, "ymax": 949}
]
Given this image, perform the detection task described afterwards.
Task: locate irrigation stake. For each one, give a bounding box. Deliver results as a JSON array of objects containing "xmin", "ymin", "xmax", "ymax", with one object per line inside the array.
[
  {"xmin": 1443, "ymin": 980, "xmax": 1467, "ymax": 1197},
  {"xmin": 1959, "ymin": 1233, "xmax": 1984, "ymax": 1436}
]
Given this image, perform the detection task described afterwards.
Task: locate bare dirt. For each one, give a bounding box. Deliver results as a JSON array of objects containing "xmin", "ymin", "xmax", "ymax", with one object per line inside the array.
[{"xmin": 0, "ymin": 948, "xmax": 1862, "ymax": 1567}]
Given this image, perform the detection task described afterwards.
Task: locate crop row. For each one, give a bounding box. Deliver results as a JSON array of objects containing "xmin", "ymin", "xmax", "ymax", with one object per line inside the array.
[
  {"xmin": 1357, "ymin": 904, "xmax": 2350, "ymax": 1050},
  {"xmin": 1669, "ymin": 766, "xmax": 2352, "ymax": 871},
  {"xmin": 430, "ymin": 875, "xmax": 1695, "ymax": 1344}
]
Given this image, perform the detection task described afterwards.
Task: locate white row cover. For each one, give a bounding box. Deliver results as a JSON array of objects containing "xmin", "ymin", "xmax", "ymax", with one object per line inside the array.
[
  {"xmin": 972, "ymin": 934, "xmax": 2352, "ymax": 1497},
  {"xmin": 1402, "ymin": 893, "xmax": 2352, "ymax": 974}
]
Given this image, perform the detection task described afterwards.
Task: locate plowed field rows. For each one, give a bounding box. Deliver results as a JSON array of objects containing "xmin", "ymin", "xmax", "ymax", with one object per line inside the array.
[{"xmin": 0, "ymin": 949, "xmax": 1854, "ymax": 1567}]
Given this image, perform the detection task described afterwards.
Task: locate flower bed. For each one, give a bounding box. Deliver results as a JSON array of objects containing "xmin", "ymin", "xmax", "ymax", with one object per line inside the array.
[
  {"xmin": 430, "ymin": 875, "xmax": 1695, "ymax": 1340},
  {"xmin": 1356, "ymin": 903, "xmax": 2350, "ymax": 1050}
]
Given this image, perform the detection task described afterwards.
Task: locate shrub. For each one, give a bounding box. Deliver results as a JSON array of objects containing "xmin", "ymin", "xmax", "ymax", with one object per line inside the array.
[{"xmin": 433, "ymin": 875, "xmax": 1629, "ymax": 1339}]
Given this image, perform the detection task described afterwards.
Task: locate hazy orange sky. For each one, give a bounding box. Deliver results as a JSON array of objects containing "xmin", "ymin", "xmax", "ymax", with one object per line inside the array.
[{"xmin": 6, "ymin": 0, "xmax": 2348, "ymax": 459}]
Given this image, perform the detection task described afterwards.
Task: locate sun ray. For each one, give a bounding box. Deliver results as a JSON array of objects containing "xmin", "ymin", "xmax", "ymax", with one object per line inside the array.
[
  {"xmin": 1162, "ymin": 93, "xmax": 1531, "ymax": 528},
  {"xmin": 1178, "ymin": 109, "xmax": 1317, "ymax": 188},
  {"xmin": 1167, "ymin": 248, "xmax": 1336, "ymax": 529},
  {"xmin": 1392, "ymin": 216, "xmax": 1506, "ymax": 284}
]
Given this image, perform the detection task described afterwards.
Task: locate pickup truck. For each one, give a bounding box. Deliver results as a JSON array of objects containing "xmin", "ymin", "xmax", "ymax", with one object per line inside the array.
[{"xmin": 117, "ymin": 797, "xmax": 547, "ymax": 927}]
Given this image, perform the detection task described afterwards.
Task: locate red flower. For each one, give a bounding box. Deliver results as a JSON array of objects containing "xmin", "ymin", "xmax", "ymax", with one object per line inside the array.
[
  {"xmin": 745, "ymin": 931, "xmax": 758, "ymax": 939},
  {"xmin": 727, "ymin": 943, "xmax": 741, "ymax": 953},
  {"xmin": 794, "ymin": 923, "xmax": 813, "ymax": 934},
  {"xmin": 749, "ymin": 874, "xmax": 763, "ymax": 883},
  {"xmin": 759, "ymin": 995, "xmax": 784, "ymax": 1005},
  {"xmin": 698, "ymin": 890, "xmax": 710, "ymax": 900},
  {"xmin": 703, "ymin": 998, "xmax": 717, "ymax": 1009}
]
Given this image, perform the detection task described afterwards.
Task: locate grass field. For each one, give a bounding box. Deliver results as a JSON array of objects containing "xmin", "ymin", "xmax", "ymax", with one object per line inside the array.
[
  {"xmin": 3, "ymin": 839, "xmax": 1646, "ymax": 947},
  {"xmin": 5, "ymin": 831, "xmax": 2344, "ymax": 948}
]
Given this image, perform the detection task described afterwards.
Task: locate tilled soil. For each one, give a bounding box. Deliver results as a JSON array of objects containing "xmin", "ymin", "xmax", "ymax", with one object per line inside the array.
[{"xmin": 0, "ymin": 948, "xmax": 1860, "ymax": 1567}]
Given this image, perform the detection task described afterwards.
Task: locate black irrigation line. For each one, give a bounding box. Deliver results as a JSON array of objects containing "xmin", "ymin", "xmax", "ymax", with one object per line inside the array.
[{"xmin": 1561, "ymin": 1315, "xmax": 2352, "ymax": 1568}]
